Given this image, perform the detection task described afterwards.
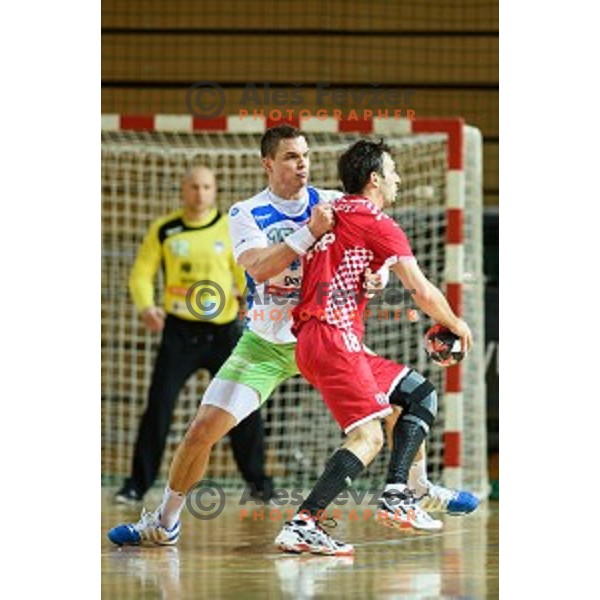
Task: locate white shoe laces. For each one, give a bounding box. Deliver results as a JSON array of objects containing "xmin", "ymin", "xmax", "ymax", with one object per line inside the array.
[
  {"xmin": 135, "ymin": 508, "xmax": 159, "ymax": 530},
  {"xmin": 134, "ymin": 508, "xmax": 171, "ymax": 543}
]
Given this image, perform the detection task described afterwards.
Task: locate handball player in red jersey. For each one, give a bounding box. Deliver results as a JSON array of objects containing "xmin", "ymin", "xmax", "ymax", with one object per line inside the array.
[{"xmin": 274, "ymin": 139, "xmax": 475, "ymax": 555}]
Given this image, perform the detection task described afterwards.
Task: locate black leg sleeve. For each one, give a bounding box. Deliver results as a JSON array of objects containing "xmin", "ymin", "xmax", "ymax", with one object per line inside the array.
[
  {"xmin": 386, "ymin": 418, "xmax": 427, "ymax": 485},
  {"xmin": 386, "ymin": 371, "xmax": 437, "ymax": 485},
  {"xmin": 298, "ymin": 448, "xmax": 365, "ymax": 518}
]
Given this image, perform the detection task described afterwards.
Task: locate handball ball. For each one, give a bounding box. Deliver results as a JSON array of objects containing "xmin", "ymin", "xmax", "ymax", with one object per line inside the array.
[{"xmin": 424, "ymin": 324, "xmax": 464, "ymax": 367}]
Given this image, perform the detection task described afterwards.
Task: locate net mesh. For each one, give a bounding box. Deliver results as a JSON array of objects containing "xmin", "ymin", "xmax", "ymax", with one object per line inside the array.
[{"xmin": 101, "ymin": 129, "xmax": 487, "ymax": 496}]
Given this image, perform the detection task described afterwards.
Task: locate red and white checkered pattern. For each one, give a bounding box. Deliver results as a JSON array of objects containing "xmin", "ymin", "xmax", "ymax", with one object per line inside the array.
[
  {"xmin": 324, "ymin": 247, "xmax": 374, "ymax": 330},
  {"xmin": 102, "ymin": 113, "xmax": 467, "ymax": 487}
]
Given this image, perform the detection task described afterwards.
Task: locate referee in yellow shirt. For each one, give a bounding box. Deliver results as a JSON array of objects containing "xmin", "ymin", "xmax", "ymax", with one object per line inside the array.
[{"xmin": 116, "ymin": 165, "xmax": 272, "ymax": 504}]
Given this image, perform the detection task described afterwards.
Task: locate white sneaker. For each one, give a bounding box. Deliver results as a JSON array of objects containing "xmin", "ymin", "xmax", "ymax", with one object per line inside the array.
[
  {"xmin": 412, "ymin": 482, "xmax": 480, "ymax": 515},
  {"xmin": 376, "ymin": 489, "xmax": 443, "ymax": 532},
  {"xmin": 107, "ymin": 508, "xmax": 180, "ymax": 546},
  {"xmin": 274, "ymin": 517, "xmax": 355, "ymax": 556}
]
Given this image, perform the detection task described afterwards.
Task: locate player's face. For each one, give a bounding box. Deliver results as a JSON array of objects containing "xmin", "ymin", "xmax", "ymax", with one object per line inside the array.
[
  {"xmin": 264, "ymin": 136, "xmax": 310, "ymax": 198},
  {"xmin": 380, "ymin": 152, "xmax": 401, "ymax": 207},
  {"xmin": 181, "ymin": 167, "xmax": 217, "ymax": 217}
]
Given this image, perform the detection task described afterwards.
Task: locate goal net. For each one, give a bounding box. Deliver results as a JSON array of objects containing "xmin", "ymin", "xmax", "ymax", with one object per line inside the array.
[{"xmin": 101, "ymin": 126, "xmax": 487, "ymax": 497}]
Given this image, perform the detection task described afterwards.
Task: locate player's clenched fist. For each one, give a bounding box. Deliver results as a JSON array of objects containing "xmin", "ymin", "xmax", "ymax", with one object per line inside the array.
[{"xmin": 307, "ymin": 204, "xmax": 335, "ymax": 238}]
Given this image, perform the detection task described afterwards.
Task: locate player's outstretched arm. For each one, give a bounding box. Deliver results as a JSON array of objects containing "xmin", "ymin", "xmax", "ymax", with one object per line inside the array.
[
  {"xmin": 238, "ymin": 204, "xmax": 334, "ymax": 283},
  {"xmin": 391, "ymin": 259, "xmax": 473, "ymax": 352}
]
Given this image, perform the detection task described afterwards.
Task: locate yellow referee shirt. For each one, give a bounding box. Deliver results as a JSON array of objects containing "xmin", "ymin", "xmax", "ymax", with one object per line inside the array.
[{"xmin": 129, "ymin": 208, "xmax": 246, "ymax": 324}]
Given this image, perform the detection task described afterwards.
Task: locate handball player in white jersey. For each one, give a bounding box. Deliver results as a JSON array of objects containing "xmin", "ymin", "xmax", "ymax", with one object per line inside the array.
[{"xmin": 107, "ymin": 125, "xmax": 478, "ymax": 548}]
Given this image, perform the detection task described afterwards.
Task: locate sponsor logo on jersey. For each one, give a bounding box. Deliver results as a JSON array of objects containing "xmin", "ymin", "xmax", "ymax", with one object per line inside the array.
[
  {"xmin": 169, "ymin": 239, "xmax": 190, "ymax": 257},
  {"xmin": 267, "ymin": 227, "xmax": 295, "ymax": 244},
  {"xmin": 283, "ymin": 275, "xmax": 301, "ymax": 287},
  {"xmin": 168, "ymin": 285, "xmax": 189, "ymax": 296}
]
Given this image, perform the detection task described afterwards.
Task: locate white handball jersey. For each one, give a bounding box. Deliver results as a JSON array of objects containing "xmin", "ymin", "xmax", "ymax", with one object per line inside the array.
[{"xmin": 229, "ymin": 186, "xmax": 342, "ymax": 344}]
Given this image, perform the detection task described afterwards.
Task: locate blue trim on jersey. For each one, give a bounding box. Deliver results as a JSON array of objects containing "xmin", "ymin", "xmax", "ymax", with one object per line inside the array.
[
  {"xmin": 245, "ymin": 271, "xmax": 256, "ymax": 310},
  {"xmin": 250, "ymin": 187, "xmax": 320, "ymax": 230},
  {"xmin": 307, "ymin": 186, "xmax": 320, "ymax": 208},
  {"xmin": 243, "ymin": 271, "xmax": 256, "ymax": 330}
]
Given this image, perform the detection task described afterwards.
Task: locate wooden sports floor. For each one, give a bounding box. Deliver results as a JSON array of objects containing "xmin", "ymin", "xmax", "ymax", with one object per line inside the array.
[{"xmin": 101, "ymin": 488, "xmax": 499, "ymax": 599}]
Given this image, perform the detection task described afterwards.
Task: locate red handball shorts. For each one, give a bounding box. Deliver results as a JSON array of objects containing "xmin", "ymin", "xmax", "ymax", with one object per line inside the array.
[{"xmin": 295, "ymin": 318, "xmax": 409, "ymax": 433}]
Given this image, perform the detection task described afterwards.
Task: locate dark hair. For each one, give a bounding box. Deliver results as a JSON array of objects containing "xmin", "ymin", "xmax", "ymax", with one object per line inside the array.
[
  {"xmin": 338, "ymin": 139, "xmax": 391, "ymax": 194},
  {"xmin": 260, "ymin": 125, "xmax": 303, "ymax": 158}
]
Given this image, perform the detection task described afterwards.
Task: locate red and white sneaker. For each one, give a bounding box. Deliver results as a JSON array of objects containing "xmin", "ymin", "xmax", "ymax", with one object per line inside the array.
[
  {"xmin": 376, "ymin": 488, "xmax": 443, "ymax": 532},
  {"xmin": 274, "ymin": 516, "xmax": 354, "ymax": 556}
]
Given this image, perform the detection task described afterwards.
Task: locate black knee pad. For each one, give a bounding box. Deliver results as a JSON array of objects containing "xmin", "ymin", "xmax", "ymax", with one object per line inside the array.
[{"xmin": 389, "ymin": 370, "xmax": 438, "ymax": 433}]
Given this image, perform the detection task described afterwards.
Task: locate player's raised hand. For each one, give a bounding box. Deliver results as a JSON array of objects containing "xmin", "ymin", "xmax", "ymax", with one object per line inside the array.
[
  {"xmin": 142, "ymin": 306, "xmax": 166, "ymax": 332},
  {"xmin": 449, "ymin": 318, "xmax": 473, "ymax": 353},
  {"xmin": 307, "ymin": 204, "xmax": 335, "ymax": 238}
]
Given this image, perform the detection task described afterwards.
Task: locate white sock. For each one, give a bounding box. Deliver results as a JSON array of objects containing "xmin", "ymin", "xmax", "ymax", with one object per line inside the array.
[
  {"xmin": 383, "ymin": 482, "xmax": 407, "ymax": 495},
  {"xmin": 159, "ymin": 487, "xmax": 186, "ymax": 529},
  {"xmin": 408, "ymin": 458, "xmax": 429, "ymax": 496}
]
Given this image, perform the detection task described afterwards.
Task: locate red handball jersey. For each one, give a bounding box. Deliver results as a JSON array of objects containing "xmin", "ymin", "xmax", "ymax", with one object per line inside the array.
[{"xmin": 292, "ymin": 195, "xmax": 414, "ymax": 339}]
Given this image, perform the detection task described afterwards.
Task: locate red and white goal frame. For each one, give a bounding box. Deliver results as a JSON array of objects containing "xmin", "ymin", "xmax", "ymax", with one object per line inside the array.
[{"xmin": 102, "ymin": 113, "xmax": 478, "ymax": 491}]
